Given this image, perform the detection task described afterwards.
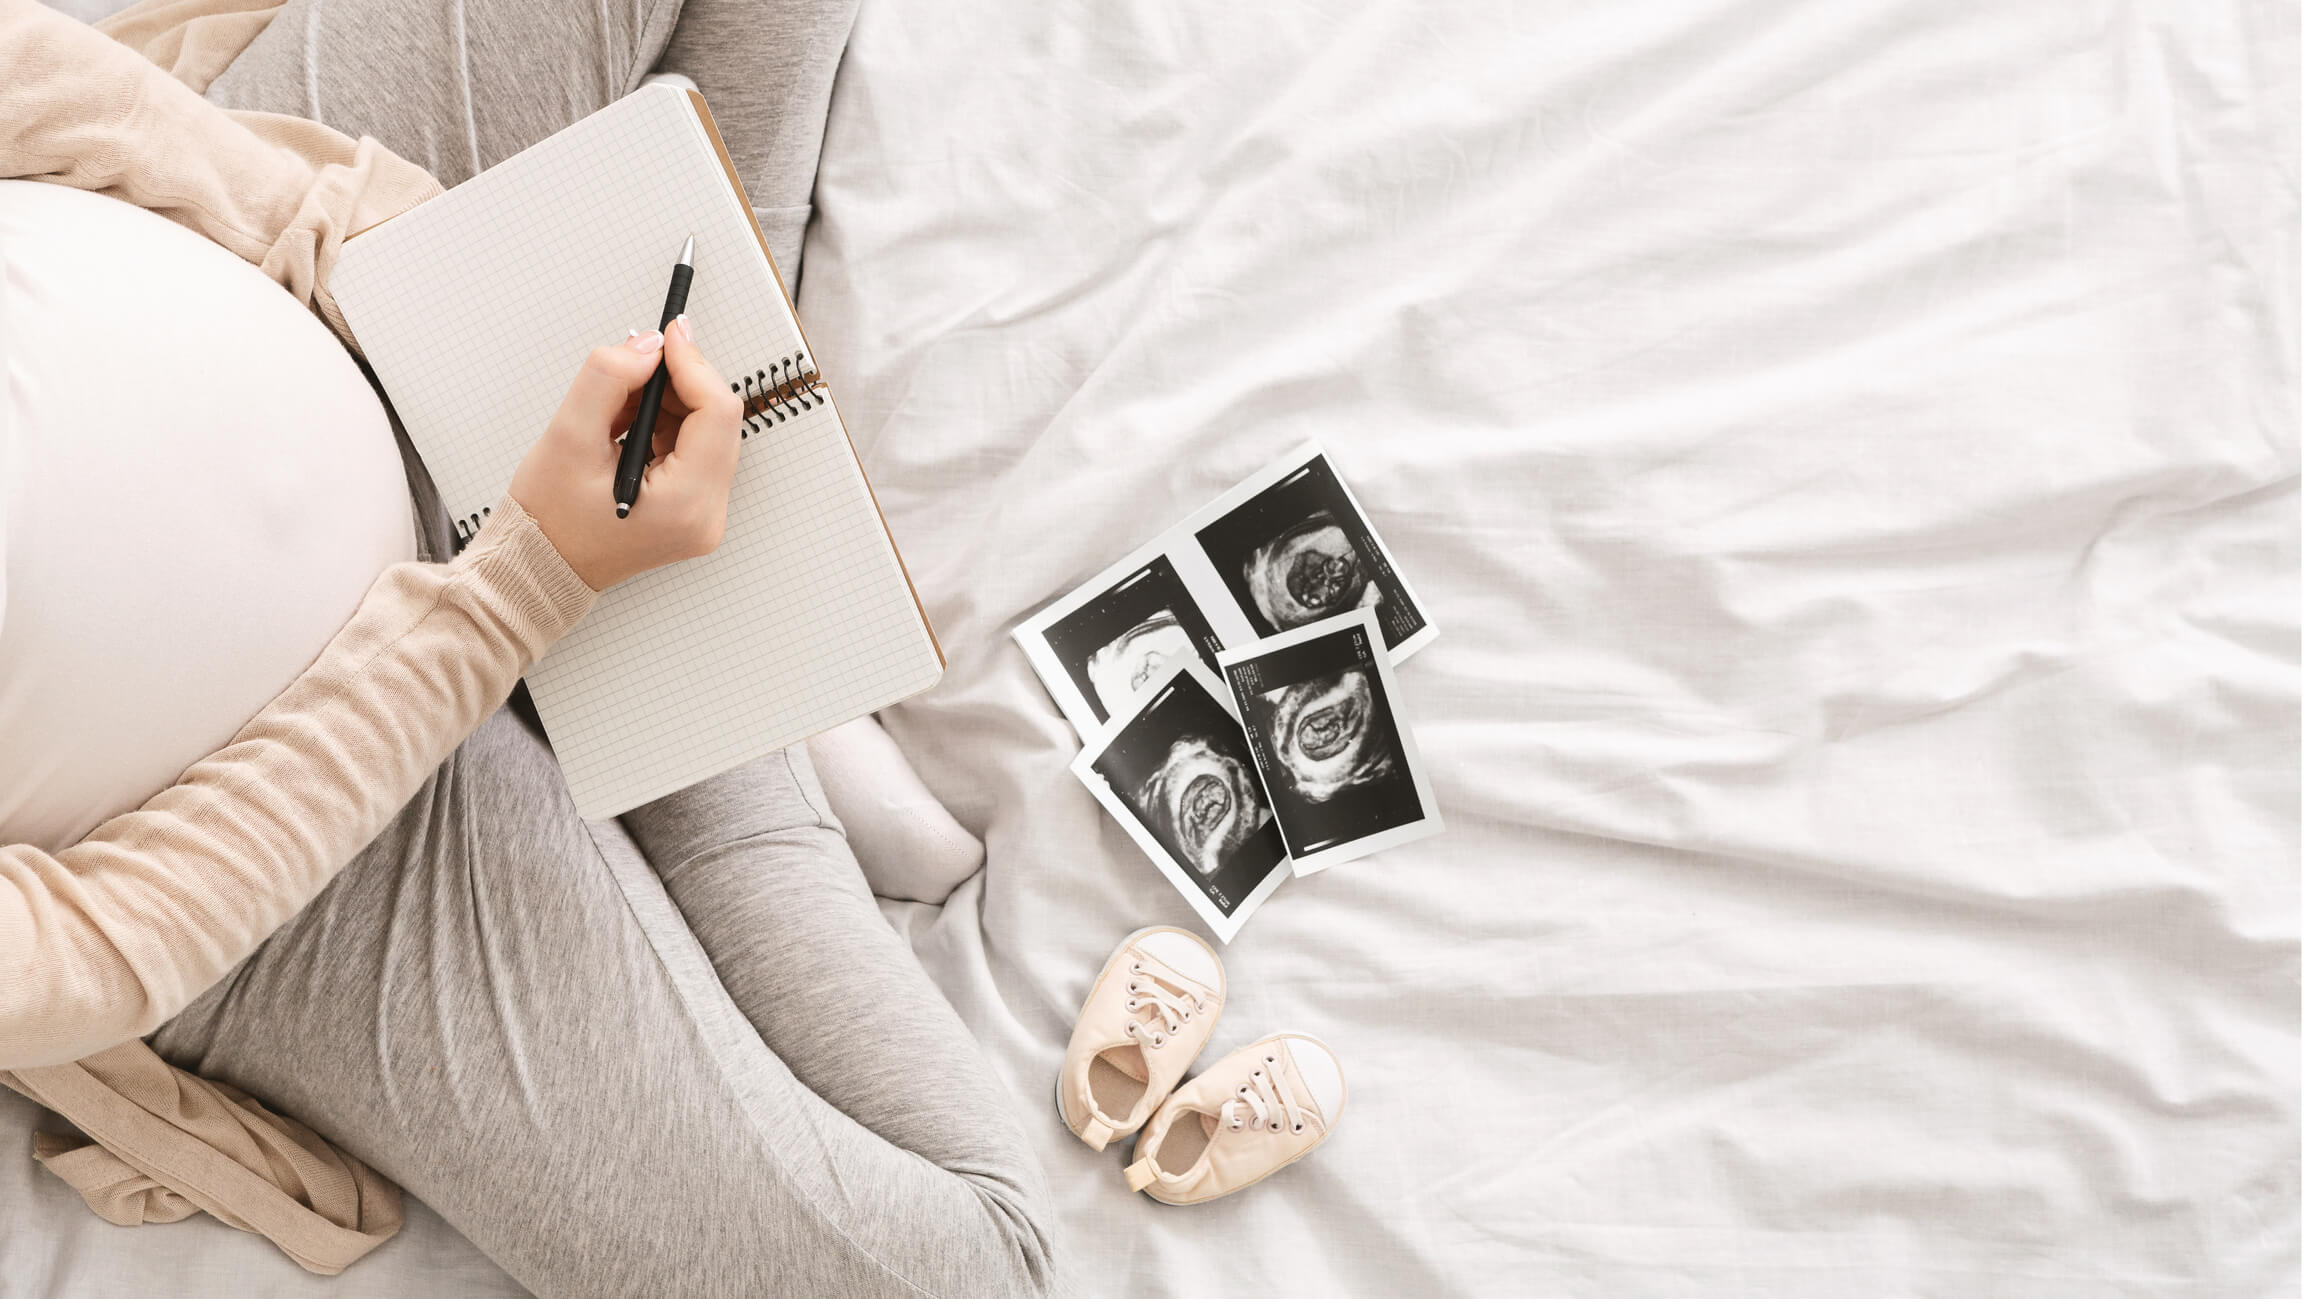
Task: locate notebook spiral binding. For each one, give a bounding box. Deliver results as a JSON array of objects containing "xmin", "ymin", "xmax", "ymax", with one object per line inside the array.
[
  {"xmin": 734, "ymin": 352, "xmax": 827, "ymax": 440},
  {"xmin": 452, "ymin": 504, "xmax": 494, "ymax": 546},
  {"xmin": 450, "ymin": 350, "xmax": 828, "ymax": 546}
]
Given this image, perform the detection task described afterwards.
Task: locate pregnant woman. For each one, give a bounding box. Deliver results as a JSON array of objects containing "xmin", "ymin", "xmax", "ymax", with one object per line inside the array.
[{"xmin": 0, "ymin": 2, "xmax": 1052, "ymax": 1295}]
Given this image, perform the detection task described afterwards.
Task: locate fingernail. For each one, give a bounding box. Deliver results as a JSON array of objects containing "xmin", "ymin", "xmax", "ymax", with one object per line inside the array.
[
  {"xmin": 624, "ymin": 328, "xmax": 664, "ymax": 353},
  {"xmin": 671, "ymin": 314, "xmax": 694, "ymax": 345}
]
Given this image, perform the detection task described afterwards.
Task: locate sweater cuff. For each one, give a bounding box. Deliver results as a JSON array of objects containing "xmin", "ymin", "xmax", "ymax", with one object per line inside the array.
[{"xmin": 452, "ymin": 496, "xmax": 600, "ymax": 658}]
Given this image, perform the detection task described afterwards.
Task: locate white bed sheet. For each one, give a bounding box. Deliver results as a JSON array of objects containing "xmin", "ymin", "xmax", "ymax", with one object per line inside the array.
[{"xmin": 800, "ymin": 1, "xmax": 2301, "ymax": 1295}]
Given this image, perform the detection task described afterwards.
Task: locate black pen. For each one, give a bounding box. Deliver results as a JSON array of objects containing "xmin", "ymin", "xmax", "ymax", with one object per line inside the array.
[{"xmin": 614, "ymin": 235, "xmax": 695, "ymax": 518}]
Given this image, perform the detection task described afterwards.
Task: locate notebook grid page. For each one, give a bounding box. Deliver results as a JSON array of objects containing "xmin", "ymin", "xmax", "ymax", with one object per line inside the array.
[{"xmin": 331, "ymin": 88, "xmax": 936, "ymax": 816}]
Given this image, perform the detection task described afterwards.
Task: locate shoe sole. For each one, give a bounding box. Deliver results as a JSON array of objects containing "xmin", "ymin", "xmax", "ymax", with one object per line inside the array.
[
  {"xmin": 1055, "ymin": 924, "xmax": 1226, "ymax": 1144},
  {"xmin": 1136, "ymin": 1031, "xmax": 1348, "ymax": 1206}
]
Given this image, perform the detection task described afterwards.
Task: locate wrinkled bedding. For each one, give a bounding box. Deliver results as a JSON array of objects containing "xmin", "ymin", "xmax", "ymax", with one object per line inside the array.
[
  {"xmin": 812, "ymin": 1, "xmax": 2299, "ymax": 1295},
  {"xmin": 2, "ymin": 0, "xmax": 2295, "ymax": 1294}
]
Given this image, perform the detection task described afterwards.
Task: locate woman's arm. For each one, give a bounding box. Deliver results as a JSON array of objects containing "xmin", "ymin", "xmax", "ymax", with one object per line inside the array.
[
  {"xmin": 0, "ymin": 499, "xmax": 593, "ymax": 1069},
  {"xmin": 0, "ymin": 0, "xmax": 438, "ymax": 341},
  {"xmin": 0, "ymin": 324, "xmax": 743, "ymax": 1070}
]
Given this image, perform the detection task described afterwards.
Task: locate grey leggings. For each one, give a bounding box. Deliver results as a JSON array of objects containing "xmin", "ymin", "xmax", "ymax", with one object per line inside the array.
[{"xmin": 149, "ymin": 4, "xmax": 1058, "ymax": 1296}]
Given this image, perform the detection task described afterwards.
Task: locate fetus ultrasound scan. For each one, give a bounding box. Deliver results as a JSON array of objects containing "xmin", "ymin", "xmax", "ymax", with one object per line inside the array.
[
  {"xmin": 1220, "ymin": 610, "xmax": 1441, "ymax": 871},
  {"xmin": 1073, "ymin": 660, "xmax": 1291, "ymax": 938},
  {"xmin": 1195, "ymin": 455, "xmax": 1430, "ymax": 653}
]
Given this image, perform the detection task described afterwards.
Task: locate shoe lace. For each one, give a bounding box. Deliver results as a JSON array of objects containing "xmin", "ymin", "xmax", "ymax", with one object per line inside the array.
[
  {"xmin": 1218, "ymin": 1049, "xmax": 1312, "ymax": 1136},
  {"xmin": 1120, "ymin": 961, "xmax": 1206, "ymax": 1051}
]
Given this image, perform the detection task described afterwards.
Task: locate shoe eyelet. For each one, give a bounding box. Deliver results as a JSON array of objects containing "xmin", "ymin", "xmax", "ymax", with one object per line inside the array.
[
  {"xmin": 1238, "ymin": 1086, "xmax": 1249, "ymax": 1096},
  {"xmin": 1293, "ymin": 1124, "xmax": 1304, "ymax": 1133},
  {"xmin": 1269, "ymin": 1121, "xmax": 1282, "ymax": 1132},
  {"xmin": 1264, "ymin": 1054, "xmax": 1275, "ymax": 1063}
]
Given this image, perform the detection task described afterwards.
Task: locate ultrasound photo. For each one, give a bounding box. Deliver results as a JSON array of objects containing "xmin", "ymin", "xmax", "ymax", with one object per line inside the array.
[
  {"xmin": 1071, "ymin": 659, "xmax": 1292, "ymax": 940},
  {"xmin": 1219, "ymin": 608, "xmax": 1441, "ymax": 873},
  {"xmin": 1194, "ymin": 453, "xmax": 1432, "ymax": 656},
  {"xmin": 1040, "ymin": 556, "xmax": 1224, "ymax": 726}
]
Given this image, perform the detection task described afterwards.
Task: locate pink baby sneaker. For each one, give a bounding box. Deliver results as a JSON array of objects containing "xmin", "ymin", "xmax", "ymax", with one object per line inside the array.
[
  {"xmin": 1056, "ymin": 926, "xmax": 1226, "ymax": 1151},
  {"xmin": 1123, "ymin": 1033, "xmax": 1345, "ymax": 1205}
]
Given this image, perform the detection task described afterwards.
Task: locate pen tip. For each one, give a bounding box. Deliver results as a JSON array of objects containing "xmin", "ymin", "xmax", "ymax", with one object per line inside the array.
[
  {"xmin": 616, "ymin": 502, "xmax": 631, "ymax": 518},
  {"xmin": 679, "ymin": 234, "xmax": 694, "ymax": 266}
]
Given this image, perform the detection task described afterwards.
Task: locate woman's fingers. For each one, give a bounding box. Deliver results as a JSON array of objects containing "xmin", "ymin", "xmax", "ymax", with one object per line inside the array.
[
  {"xmin": 658, "ymin": 314, "xmax": 731, "ymax": 414},
  {"xmin": 549, "ymin": 331, "xmax": 666, "ymax": 452},
  {"xmin": 613, "ymin": 386, "xmax": 694, "ymax": 461},
  {"xmin": 509, "ymin": 323, "xmax": 743, "ymax": 591},
  {"xmin": 652, "ymin": 315, "xmax": 744, "ymax": 487}
]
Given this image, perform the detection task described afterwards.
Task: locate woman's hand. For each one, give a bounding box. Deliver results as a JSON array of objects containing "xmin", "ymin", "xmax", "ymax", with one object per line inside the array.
[{"xmin": 510, "ymin": 316, "xmax": 744, "ymax": 590}]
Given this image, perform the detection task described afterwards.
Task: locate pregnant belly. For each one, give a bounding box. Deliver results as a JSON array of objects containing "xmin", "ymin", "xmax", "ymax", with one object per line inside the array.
[{"xmin": 0, "ymin": 182, "xmax": 414, "ymax": 851}]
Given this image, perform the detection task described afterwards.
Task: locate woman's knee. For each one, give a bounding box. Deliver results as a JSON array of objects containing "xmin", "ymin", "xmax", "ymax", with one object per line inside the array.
[{"xmin": 620, "ymin": 746, "xmax": 847, "ymax": 871}]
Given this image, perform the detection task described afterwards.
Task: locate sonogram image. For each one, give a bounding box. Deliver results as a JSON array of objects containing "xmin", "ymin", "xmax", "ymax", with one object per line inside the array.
[
  {"xmin": 1086, "ymin": 668, "xmax": 1287, "ymax": 915},
  {"xmin": 1041, "ymin": 556, "xmax": 1224, "ymax": 725},
  {"xmin": 1195, "ymin": 455, "xmax": 1428, "ymax": 650},
  {"xmin": 1241, "ymin": 511, "xmax": 1381, "ymax": 630},
  {"xmin": 1256, "ymin": 667, "xmax": 1396, "ymax": 802},
  {"xmin": 1132, "ymin": 736, "xmax": 1274, "ymax": 877},
  {"xmin": 1086, "ymin": 612, "xmax": 1197, "ymax": 718},
  {"xmin": 1224, "ymin": 614, "xmax": 1429, "ymax": 859}
]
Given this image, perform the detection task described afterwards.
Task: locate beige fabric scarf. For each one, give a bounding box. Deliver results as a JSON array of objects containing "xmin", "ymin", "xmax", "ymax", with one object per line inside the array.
[{"xmin": 2, "ymin": 1048, "xmax": 403, "ymax": 1275}]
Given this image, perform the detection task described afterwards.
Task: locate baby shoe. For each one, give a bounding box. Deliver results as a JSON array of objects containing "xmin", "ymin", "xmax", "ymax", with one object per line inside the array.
[
  {"xmin": 1124, "ymin": 1033, "xmax": 1344, "ymax": 1205},
  {"xmin": 1056, "ymin": 926, "xmax": 1225, "ymax": 1151}
]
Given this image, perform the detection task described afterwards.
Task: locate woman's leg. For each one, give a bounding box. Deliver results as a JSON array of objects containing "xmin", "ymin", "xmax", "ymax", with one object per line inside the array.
[
  {"xmin": 619, "ymin": 751, "xmax": 1038, "ymax": 1227},
  {"xmin": 650, "ymin": 0, "xmax": 860, "ymax": 284},
  {"xmin": 202, "ymin": 0, "xmax": 854, "ymax": 279},
  {"xmin": 203, "ymin": 0, "xmax": 681, "ymax": 189},
  {"xmin": 153, "ymin": 707, "xmax": 1054, "ymax": 1298}
]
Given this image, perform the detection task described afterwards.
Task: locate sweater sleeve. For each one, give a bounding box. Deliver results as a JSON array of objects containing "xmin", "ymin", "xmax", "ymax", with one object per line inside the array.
[
  {"xmin": 0, "ymin": 0, "xmax": 441, "ymax": 344},
  {"xmin": 0, "ymin": 499, "xmax": 598, "ymax": 1070}
]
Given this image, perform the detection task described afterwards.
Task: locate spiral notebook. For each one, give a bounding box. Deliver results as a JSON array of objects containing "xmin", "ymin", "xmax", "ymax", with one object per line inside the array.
[{"xmin": 330, "ymin": 85, "xmax": 942, "ymax": 818}]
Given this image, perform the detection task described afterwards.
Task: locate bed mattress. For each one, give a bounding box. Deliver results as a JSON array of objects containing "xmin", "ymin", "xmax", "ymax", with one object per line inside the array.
[{"xmin": 3, "ymin": 0, "xmax": 2294, "ymax": 1294}]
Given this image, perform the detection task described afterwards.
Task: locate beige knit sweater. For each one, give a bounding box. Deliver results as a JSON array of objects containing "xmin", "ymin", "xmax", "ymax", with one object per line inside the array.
[{"xmin": 0, "ymin": 0, "xmax": 599, "ymax": 1271}]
